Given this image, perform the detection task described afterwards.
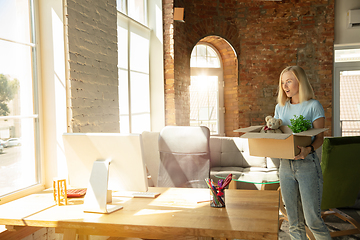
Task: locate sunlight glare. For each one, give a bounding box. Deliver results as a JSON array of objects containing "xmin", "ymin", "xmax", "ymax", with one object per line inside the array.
[
  {"xmin": 148, "ymin": 188, "xmax": 210, "ymax": 209},
  {"xmin": 134, "ymin": 209, "xmax": 181, "ymax": 216}
]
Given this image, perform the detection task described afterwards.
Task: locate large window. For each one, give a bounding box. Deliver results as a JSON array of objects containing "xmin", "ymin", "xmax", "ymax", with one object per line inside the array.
[
  {"xmin": 0, "ymin": 0, "xmax": 40, "ymax": 197},
  {"xmin": 334, "ymin": 47, "xmax": 360, "ymax": 136},
  {"xmin": 117, "ymin": 1, "xmax": 151, "ymax": 133},
  {"xmin": 117, "ymin": 0, "xmax": 147, "ymax": 26},
  {"xmin": 339, "ymin": 70, "xmax": 360, "ymax": 136},
  {"xmin": 190, "ymin": 44, "xmax": 224, "ymax": 135}
]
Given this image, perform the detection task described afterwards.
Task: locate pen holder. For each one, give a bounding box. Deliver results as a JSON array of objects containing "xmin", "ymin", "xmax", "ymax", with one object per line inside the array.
[
  {"xmin": 210, "ymin": 189, "xmax": 225, "ymax": 208},
  {"xmin": 53, "ymin": 178, "xmax": 68, "ymax": 206}
]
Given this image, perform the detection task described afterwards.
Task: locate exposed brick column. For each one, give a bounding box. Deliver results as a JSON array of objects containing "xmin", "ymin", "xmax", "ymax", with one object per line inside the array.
[
  {"xmin": 174, "ymin": 17, "xmax": 190, "ymax": 126},
  {"xmin": 65, "ymin": 0, "xmax": 119, "ymax": 133},
  {"xmin": 163, "ymin": 0, "xmax": 176, "ymax": 126}
]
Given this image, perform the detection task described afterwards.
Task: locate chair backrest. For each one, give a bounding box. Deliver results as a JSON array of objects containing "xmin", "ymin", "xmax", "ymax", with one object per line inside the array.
[
  {"xmin": 157, "ymin": 126, "xmax": 210, "ymax": 188},
  {"xmin": 140, "ymin": 131, "xmax": 160, "ymax": 186},
  {"xmin": 321, "ymin": 136, "xmax": 360, "ymax": 210}
]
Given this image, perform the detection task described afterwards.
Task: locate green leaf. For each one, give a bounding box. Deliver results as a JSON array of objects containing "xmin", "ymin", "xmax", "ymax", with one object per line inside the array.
[{"xmin": 288, "ymin": 115, "xmax": 312, "ymax": 133}]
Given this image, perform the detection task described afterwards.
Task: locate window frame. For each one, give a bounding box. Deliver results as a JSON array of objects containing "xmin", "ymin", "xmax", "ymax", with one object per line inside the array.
[
  {"xmin": 117, "ymin": 0, "xmax": 148, "ymax": 27},
  {"xmin": 191, "ymin": 44, "xmax": 221, "ymax": 68},
  {"xmin": 0, "ymin": 0, "xmax": 43, "ymax": 203},
  {"xmin": 117, "ymin": 8, "xmax": 151, "ymax": 134}
]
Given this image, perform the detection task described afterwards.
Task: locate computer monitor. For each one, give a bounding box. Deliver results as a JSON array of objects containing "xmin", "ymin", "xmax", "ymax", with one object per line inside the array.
[{"xmin": 62, "ymin": 133, "xmax": 148, "ymax": 193}]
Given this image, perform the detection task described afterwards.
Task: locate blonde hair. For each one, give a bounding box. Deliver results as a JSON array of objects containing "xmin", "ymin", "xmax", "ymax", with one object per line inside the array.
[{"xmin": 277, "ymin": 66, "xmax": 315, "ymax": 106}]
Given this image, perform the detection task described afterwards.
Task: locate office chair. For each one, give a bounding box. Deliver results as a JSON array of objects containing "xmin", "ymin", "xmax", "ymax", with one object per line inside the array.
[
  {"xmin": 140, "ymin": 131, "xmax": 161, "ymax": 187},
  {"xmin": 157, "ymin": 126, "xmax": 210, "ymax": 188}
]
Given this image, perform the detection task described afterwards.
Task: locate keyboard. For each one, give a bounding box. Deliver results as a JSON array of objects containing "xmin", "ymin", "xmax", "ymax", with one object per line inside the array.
[
  {"xmin": 132, "ymin": 192, "xmax": 160, "ymax": 198},
  {"xmin": 67, "ymin": 188, "xmax": 87, "ymax": 198}
]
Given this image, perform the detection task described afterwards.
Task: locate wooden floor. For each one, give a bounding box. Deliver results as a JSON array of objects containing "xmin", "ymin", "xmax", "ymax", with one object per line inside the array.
[{"xmin": 279, "ymin": 208, "xmax": 360, "ymax": 240}]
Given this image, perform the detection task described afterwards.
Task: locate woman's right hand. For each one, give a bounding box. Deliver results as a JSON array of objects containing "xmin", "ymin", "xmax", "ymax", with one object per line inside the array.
[{"xmin": 294, "ymin": 145, "xmax": 311, "ymax": 160}]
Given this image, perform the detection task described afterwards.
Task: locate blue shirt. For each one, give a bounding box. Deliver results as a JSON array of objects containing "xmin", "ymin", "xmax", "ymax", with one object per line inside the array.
[{"xmin": 274, "ymin": 99, "xmax": 325, "ymax": 128}]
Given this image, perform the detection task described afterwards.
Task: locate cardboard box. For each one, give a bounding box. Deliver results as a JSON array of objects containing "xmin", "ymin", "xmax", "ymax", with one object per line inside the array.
[{"xmin": 234, "ymin": 125, "xmax": 328, "ymax": 159}]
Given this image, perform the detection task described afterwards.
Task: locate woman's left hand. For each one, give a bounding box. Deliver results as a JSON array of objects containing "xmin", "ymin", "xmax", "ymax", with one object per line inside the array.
[
  {"xmin": 294, "ymin": 145, "xmax": 311, "ymax": 160},
  {"xmin": 294, "ymin": 117, "xmax": 325, "ymax": 160}
]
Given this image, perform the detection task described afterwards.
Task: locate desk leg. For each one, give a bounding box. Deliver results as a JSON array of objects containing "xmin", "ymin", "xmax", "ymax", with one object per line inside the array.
[
  {"xmin": 78, "ymin": 235, "xmax": 90, "ymax": 240},
  {"xmin": 63, "ymin": 228, "xmax": 77, "ymax": 240},
  {"xmin": 278, "ymin": 187, "xmax": 288, "ymax": 229},
  {"xmin": 261, "ymin": 182, "xmax": 279, "ymax": 191},
  {"xmin": 56, "ymin": 228, "xmax": 90, "ymax": 240},
  {"xmin": 229, "ymin": 180, "xmax": 237, "ymax": 189}
]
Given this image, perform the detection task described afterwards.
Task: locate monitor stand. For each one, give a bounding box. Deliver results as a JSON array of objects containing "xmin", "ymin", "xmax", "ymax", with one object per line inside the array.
[{"xmin": 83, "ymin": 159, "xmax": 123, "ymax": 214}]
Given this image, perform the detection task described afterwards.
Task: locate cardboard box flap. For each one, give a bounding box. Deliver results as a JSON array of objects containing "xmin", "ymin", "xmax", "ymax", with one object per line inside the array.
[
  {"xmin": 279, "ymin": 125, "xmax": 293, "ymax": 133},
  {"xmin": 233, "ymin": 126, "xmax": 263, "ymax": 133},
  {"xmin": 234, "ymin": 125, "xmax": 292, "ymax": 140},
  {"xmin": 241, "ymin": 132, "xmax": 292, "ymax": 140},
  {"xmin": 293, "ymin": 128, "xmax": 328, "ymax": 136}
]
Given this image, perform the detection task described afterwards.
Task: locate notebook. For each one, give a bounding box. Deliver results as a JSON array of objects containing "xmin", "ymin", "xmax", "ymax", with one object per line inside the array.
[{"xmin": 67, "ymin": 188, "xmax": 87, "ymax": 198}]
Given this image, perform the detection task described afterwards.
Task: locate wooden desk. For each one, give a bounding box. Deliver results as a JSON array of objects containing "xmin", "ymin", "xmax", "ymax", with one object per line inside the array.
[{"xmin": 0, "ymin": 187, "xmax": 279, "ymax": 240}]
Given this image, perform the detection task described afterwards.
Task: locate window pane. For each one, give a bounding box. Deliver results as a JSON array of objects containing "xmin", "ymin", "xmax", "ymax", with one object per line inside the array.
[
  {"xmin": 197, "ymin": 45, "xmax": 206, "ymax": 58},
  {"xmin": 130, "ymin": 28, "xmax": 149, "ymax": 74},
  {"xmin": 207, "ymin": 46, "xmax": 217, "ymax": 57},
  {"xmin": 0, "ymin": 41, "xmax": 34, "ymax": 116},
  {"xmin": 131, "ymin": 114, "xmax": 150, "ymax": 133},
  {"xmin": 117, "ymin": 26, "xmax": 128, "ymax": 69},
  {"xmin": 208, "ymin": 56, "xmax": 220, "ymax": 68},
  {"xmin": 0, "ymin": 117, "xmax": 36, "ymax": 196},
  {"xmin": 130, "ymin": 71, "xmax": 150, "ymax": 133},
  {"xmin": 130, "ymin": 72, "xmax": 149, "ymax": 114},
  {"xmin": 120, "ymin": 115, "xmax": 130, "ymax": 133},
  {"xmin": 128, "ymin": 0, "xmax": 146, "ymax": 25},
  {"xmin": 190, "ymin": 76, "xmax": 219, "ymax": 134},
  {"xmin": 191, "ymin": 44, "xmax": 221, "ymax": 68},
  {"xmin": 340, "ymin": 70, "xmax": 360, "ymax": 136},
  {"xmin": 119, "ymin": 69, "xmax": 129, "ymax": 133},
  {"xmin": 116, "ymin": 0, "xmax": 127, "ymax": 14},
  {"xmin": 206, "ymin": 46, "xmax": 220, "ymax": 68},
  {"xmin": 0, "ymin": 0, "xmax": 31, "ymax": 43},
  {"xmin": 335, "ymin": 49, "xmax": 360, "ymax": 62}
]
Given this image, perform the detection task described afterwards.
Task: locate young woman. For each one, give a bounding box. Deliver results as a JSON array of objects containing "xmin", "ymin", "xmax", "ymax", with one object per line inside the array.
[{"xmin": 274, "ymin": 66, "xmax": 331, "ymax": 240}]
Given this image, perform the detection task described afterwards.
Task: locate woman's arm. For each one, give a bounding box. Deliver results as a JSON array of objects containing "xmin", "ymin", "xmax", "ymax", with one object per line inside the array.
[{"xmin": 294, "ymin": 117, "xmax": 325, "ymax": 160}]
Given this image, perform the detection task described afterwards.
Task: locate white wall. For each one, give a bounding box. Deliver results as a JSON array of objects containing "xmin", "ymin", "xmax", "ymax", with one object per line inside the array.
[
  {"xmin": 335, "ymin": 0, "xmax": 360, "ymax": 45},
  {"xmin": 39, "ymin": 0, "xmax": 68, "ymax": 188},
  {"xmin": 149, "ymin": 0, "xmax": 165, "ymax": 132}
]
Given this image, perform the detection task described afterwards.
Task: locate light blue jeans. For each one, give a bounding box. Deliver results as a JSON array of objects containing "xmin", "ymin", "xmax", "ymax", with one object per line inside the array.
[{"xmin": 280, "ymin": 152, "xmax": 332, "ymax": 240}]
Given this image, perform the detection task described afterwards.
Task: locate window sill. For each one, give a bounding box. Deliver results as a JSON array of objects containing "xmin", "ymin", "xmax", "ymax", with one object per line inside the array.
[{"xmin": 0, "ymin": 184, "xmax": 45, "ymax": 205}]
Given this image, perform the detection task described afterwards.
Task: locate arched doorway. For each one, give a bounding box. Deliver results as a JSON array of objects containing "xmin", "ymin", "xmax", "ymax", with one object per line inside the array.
[
  {"xmin": 190, "ymin": 36, "xmax": 238, "ymax": 136},
  {"xmin": 190, "ymin": 43, "xmax": 224, "ymax": 135}
]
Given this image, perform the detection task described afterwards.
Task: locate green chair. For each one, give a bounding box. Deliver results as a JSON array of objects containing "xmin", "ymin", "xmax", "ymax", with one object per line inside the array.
[
  {"xmin": 310, "ymin": 136, "xmax": 360, "ymax": 239},
  {"xmin": 321, "ymin": 136, "xmax": 360, "ymax": 210}
]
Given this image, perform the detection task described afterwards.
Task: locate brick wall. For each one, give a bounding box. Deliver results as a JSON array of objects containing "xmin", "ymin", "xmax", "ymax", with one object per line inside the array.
[
  {"xmin": 166, "ymin": 0, "xmax": 334, "ymax": 136},
  {"xmin": 65, "ymin": 0, "xmax": 119, "ymax": 133}
]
